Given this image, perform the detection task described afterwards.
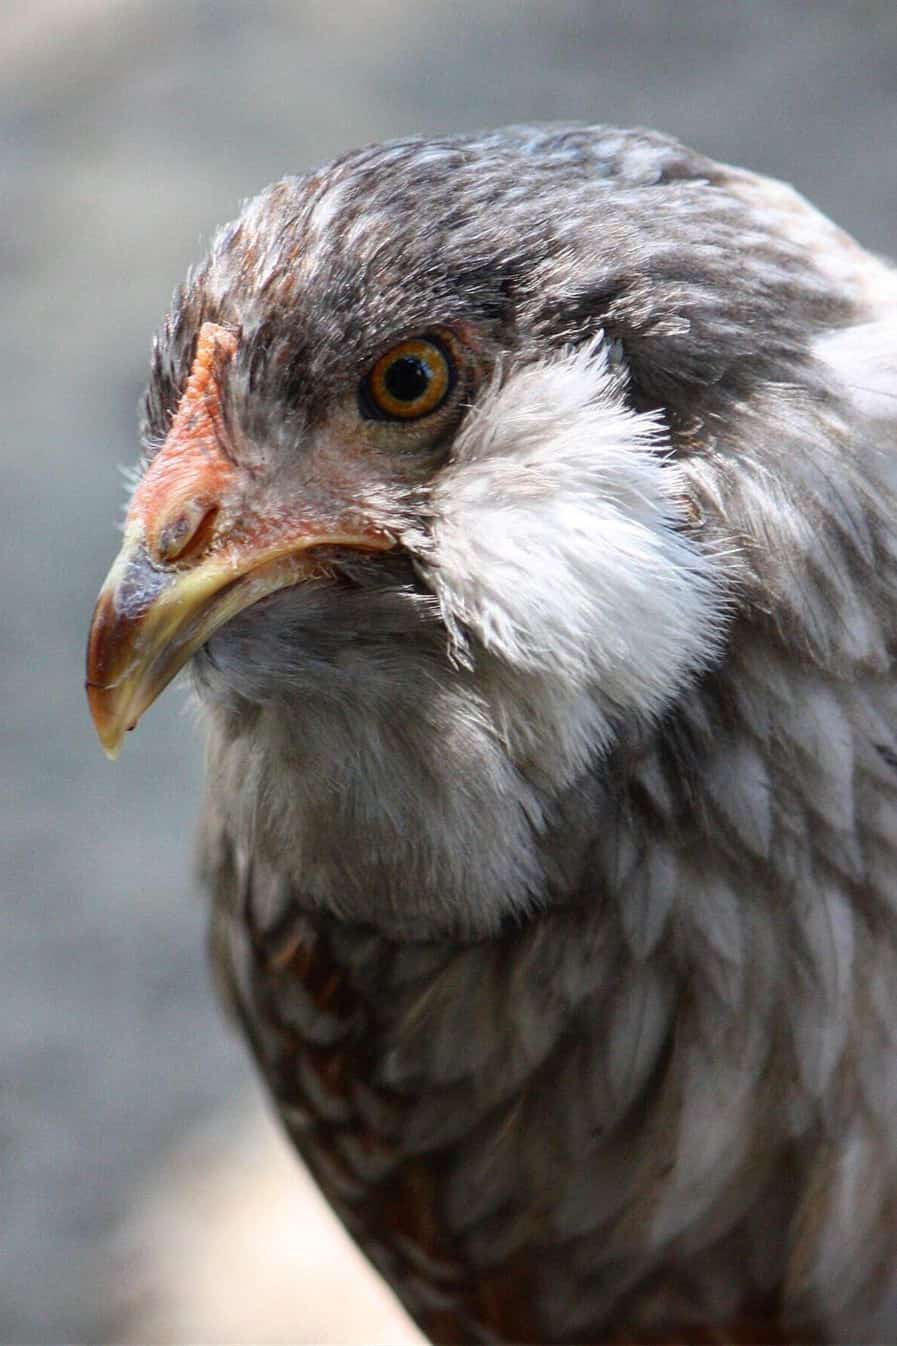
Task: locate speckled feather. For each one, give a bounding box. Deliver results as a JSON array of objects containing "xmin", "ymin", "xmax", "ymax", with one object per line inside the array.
[{"xmin": 141, "ymin": 126, "xmax": 897, "ymax": 1342}]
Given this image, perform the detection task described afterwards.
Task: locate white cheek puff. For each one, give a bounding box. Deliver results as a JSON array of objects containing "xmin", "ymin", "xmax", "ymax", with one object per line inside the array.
[{"xmin": 420, "ymin": 340, "xmax": 729, "ymax": 734}]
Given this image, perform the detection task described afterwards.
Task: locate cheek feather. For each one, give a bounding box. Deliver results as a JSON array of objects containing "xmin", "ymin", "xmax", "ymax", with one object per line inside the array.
[{"xmin": 420, "ymin": 340, "xmax": 730, "ymax": 744}]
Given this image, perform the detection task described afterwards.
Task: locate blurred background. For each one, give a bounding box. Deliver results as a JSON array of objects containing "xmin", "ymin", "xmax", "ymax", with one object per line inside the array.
[{"xmin": 3, "ymin": 1, "xmax": 896, "ymax": 1339}]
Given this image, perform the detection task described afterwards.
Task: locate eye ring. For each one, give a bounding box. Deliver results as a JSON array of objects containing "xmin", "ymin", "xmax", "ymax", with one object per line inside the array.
[{"xmin": 361, "ymin": 336, "xmax": 455, "ymax": 421}]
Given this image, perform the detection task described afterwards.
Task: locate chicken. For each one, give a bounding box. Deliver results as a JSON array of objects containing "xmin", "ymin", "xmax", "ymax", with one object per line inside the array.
[{"xmin": 86, "ymin": 125, "xmax": 897, "ymax": 1343}]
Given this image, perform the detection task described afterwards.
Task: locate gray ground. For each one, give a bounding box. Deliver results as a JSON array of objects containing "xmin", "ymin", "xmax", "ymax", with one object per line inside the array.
[{"xmin": 3, "ymin": 1, "xmax": 896, "ymax": 1338}]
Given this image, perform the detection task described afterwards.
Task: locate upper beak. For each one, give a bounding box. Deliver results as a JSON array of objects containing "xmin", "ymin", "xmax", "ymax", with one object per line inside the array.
[{"xmin": 86, "ymin": 322, "xmax": 393, "ymax": 759}]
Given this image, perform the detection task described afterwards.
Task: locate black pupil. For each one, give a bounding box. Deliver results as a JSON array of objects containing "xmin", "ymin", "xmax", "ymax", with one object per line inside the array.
[{"xmin": 384, "ymin": 355, "xmax": 430, "ymax": 404}]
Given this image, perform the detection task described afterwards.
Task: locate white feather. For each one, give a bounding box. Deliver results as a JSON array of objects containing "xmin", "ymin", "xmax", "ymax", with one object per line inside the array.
[
  {"xmin": 814, "ymin": 318, "xmax": 897, "ymax": 427},
  {"xmin": 420, "ymin": 340, "xmax": 728, "ymax": 780}
]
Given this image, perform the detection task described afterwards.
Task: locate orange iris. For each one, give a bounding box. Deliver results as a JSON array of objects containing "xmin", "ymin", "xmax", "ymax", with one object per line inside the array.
[{"xmin": 365, "ymin": 337, "xmax": 453, "ymax": 420}]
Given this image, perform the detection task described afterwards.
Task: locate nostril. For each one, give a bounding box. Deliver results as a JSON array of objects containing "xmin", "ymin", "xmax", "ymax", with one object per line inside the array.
[{"xmin": 150, "ymin": 500, "xmax": 220, "ymax": 565}]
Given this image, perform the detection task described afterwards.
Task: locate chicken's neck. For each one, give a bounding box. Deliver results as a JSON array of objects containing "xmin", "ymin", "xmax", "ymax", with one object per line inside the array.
[{"xmin": 201, "ymin": 618, "xmax": 897, "ymax": 1340}]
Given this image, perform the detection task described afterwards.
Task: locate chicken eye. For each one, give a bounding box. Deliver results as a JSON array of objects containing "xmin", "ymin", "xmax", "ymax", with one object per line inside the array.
[{"xmin": 361, "ymin": 337, "xmax": 454, "ymax": 421}]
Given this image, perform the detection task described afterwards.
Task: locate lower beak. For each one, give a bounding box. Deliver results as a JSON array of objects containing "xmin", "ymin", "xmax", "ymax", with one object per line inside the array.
[{"xmin": 86, "ymin": 528, "xmax": 391, "ymax": 760}]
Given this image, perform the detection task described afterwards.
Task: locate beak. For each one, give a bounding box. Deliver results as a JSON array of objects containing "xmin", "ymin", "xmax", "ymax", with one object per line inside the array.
[{"xmin": 86, "ymin": 322, "xmax": 393, "ymax": 759}]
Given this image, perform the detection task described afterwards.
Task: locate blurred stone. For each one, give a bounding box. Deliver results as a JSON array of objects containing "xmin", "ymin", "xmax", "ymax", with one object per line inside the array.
[{"xmin": 109, "ymin": 1098, "xmax": 422, "ymax": 1344}]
